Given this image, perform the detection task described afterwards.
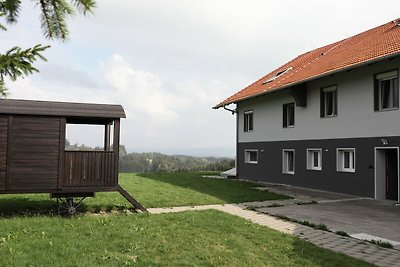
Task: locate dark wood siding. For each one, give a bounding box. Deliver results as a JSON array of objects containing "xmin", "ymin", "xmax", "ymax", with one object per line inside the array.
[
  {"xmin": 8, "ymin": 116, "xmax": 60, "ymax": 190},
  {"xmin": 63, "ymin": 151, "xmax": 116, "ymax": 187},
  {"xmin": 0, "ymin": 115, "xmax": 7, "ymax": 190}
]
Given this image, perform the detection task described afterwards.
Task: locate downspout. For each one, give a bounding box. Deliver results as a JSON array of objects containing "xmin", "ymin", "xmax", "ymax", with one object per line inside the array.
[
  {"xmin": 235, "ymin": 106, "xmax": 239, "ymax": 179},
  {"xmin": 223, "ymin": 105, "xmax": 237, "ymax": 115},
  {"xmin": 222, "ymin": 105, "xmax": 238, "ymax": 179}
]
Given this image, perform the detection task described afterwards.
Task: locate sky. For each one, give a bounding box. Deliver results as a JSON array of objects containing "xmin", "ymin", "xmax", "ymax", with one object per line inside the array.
[{"xmin": 1, "ymin": 0, "xmax": 400, "ymax": 157}]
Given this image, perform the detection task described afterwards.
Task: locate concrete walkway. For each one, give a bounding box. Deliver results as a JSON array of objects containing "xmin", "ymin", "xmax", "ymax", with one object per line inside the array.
[
  {"xmin": 148, "ymin": 202, "xmax": 400, "ymax": 267},
  {"xmin": 254, "ymin": 183, "xmax": 400, "ymax": 248}
]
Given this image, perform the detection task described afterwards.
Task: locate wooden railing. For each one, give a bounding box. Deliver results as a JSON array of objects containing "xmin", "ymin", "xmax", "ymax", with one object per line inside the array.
[{"xmin": 63, "ymin": 151, "xmax": 116, "ymax": 187}]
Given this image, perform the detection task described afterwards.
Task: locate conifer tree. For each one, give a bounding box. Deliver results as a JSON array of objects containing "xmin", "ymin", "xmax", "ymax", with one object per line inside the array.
[{"xmin": 0, "ymin": 0, "xmax": 96, "ymax": 97}]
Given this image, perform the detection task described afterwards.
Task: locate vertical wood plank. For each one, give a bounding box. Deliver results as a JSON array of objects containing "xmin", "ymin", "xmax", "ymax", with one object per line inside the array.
[
  {"xmin": 58, "ymin": 118, "xmax": 66, "ymax": 189},
  {"xmin": 0, "ymin": 115, "xmax": 8, "ymax": 190},
  {"xmin": 5, "ymin": 115, "xmax": 13, "ymax": 191}
]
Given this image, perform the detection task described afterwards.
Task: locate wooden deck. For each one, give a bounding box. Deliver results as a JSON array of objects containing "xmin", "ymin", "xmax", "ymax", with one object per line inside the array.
[{"xmin": 63, "ymin": 151, "xmax": 116, "ymax": 187}]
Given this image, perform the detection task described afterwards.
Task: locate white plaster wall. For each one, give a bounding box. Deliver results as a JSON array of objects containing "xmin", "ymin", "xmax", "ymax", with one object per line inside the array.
[{"xmin": 238, "ymin": 57, "xmax": 400, "ymax": 143}]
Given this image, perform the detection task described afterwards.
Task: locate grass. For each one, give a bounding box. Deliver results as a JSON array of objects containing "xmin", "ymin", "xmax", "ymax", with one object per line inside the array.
[
  {"xmin": 117, "ymin": 172, "xmax": 289, "ymax": 207},
  {"xmin": 335, "ymin": 230, "xmax": 350, "ymax": 237},
  {"xmin": 0, "ymin": 210, "xmax": 372, "ymax": 266},
  {"xmin": 0, "ymin": 172, "xmax": 289, "ymax": 215},
  {"xmin": 272, "ymin": 214, "xmax": 330, "ymax": 232},
  {"xmin": 367, "ymin": 239, "xmax": 394, "ymax": 249}
]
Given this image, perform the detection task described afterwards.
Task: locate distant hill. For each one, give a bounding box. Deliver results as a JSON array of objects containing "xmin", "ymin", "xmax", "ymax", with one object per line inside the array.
[
  {"xmin": 65, "ymin": 142, "xmax": 235, "ymax": 173},
  {"xmin": 127, "ymin": 147, "xmax": 235, "ymax": 158},
  {"xmin": 119, "ymin": 150, "xmax": 234, "ymax": 173}
]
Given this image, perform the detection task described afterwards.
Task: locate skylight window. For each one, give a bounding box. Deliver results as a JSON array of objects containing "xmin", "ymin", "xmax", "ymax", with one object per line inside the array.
[{"xmin": 263, "ymin": 67, "xmax": 292, "ymax": 84}]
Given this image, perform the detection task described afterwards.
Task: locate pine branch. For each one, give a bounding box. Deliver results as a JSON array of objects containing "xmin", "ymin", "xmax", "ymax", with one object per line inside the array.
[
  {"xmin": 0, "ymin": 10, "xmax": 8, "ymax": 31},
  {"xmin": 0, "ymin": 0, "xmax": 96, "ymax": 97},
  {"xmin": 37, "ymin": 0, "xmax": 94, "ymax": 40},
  {"xmin": 0, "ymin": 0, "xmax": 21, "ymax": 24},
  {"xmin": 52, "ymin": 0, "xmax": 74, "ymax": 40},
  {"xmin": 38, "ymin": 0, "xmax": 54, "ymax": 39},
  {"xmin": 0, "ymin": 44, "xmax": 49, "ymax": 81},
  {"xmin": 0, "ymin": 79, "xmax": 7, "ymax": 97},
  {"xmin": 72, "ymin": 0, "xmax": 95, "ymax": 15}
]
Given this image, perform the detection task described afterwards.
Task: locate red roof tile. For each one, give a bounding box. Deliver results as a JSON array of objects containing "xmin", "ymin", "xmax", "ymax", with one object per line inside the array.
[{"xmin": 214, "ymin": 19, "xmax": 400, "ymax": 108}]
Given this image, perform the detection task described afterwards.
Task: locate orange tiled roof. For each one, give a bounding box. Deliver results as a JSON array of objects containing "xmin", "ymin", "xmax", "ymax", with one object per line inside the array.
[{"xmin": 214, "ymin": 18, "xmax": 400, "ymax": 109}]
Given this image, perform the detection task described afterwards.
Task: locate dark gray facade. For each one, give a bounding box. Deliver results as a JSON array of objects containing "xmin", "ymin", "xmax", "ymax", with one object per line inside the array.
[{"xmin": 238, "ymin": 136, "xmax": 400, "ymax": 198}]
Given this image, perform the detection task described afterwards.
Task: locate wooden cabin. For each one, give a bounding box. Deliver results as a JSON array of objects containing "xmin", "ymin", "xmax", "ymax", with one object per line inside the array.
[{"xmin": 0, "ymin": 99, "xmax": 146, "ymax": 213}]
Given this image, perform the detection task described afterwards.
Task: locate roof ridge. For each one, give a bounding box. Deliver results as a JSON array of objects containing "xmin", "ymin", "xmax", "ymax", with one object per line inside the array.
[{"xmin": 214, "ymin": 18, "xmax": 400, "ymax": 109}]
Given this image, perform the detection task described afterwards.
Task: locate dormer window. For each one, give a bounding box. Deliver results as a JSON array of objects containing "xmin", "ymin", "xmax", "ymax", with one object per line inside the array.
[{"xmin": 263, "ymin": 67, "xmax": 293, "ymax": 84}]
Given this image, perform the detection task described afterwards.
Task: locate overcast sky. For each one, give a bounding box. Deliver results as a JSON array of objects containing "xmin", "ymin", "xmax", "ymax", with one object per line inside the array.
[{"xmin": 1, "ymin": 1, "xmax": 400, "ymax": 156}]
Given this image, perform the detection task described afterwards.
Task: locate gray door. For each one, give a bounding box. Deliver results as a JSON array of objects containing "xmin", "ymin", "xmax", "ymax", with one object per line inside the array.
[
  {"xmin": 385, "ymin": 149, "xmax": 398, "ymax": 200},
  {"xmin": 375, "ymin": 148, "xmax": 399, "ymax": 201}
]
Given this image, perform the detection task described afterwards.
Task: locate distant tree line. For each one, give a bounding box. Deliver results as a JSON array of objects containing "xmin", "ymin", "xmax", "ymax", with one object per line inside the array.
[
  {"xmin": 118, "ymin": 145, "xmax": 234, "ymax": 173},
  {"xmin": 65, "ymin": 141, "xmax": 234, "ymax": 173}
]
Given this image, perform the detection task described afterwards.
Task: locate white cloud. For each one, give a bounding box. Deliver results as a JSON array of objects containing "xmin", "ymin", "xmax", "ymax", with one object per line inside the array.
[
  {"xmin": 4, "ymin": 0, "xmax": 400, "ymax": 156},
  {"xmin": 102, "ymin": 54, "xmax": 189, "ymax": 125}
]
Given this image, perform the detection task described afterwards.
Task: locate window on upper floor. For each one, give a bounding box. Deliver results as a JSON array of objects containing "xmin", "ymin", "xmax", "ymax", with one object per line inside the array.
[
  {"xmin": 307, "ymin": 149, "xmax": 322, "ymax": 171},
  {"xmin": 244, "ymin": 110, "xmax": 253, "ymax": 132},
  {"xmin": 283, "ymin": 103, "xmax": 295, "ymax": 128},
  {"xmin": 282, "ymin": 149, "xmax": 295, "ymax": 174},
  {"xmin": 320, "ymin": 85, "xmax": 337, "ymax": 118},
  {"xmin": 337, "ymin": 148, "xmax": 355, "ymax": 173},
  {"xmin": 244, "ymin": 149, "xmax": 258, "ymax": 164},
  {"xmin": 374, "ymin": 70, "xmax": 399, "ymax": 111}
]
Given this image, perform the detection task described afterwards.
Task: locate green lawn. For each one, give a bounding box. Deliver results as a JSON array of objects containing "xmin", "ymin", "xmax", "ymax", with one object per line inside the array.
[
  {"xmin": 0, "ymin": 210, "xmax": 372, "ymax": 266},
  {"xmin": 0, "ymin": 172, "xmax": 288, "ymax": 215},
  {"xmin": 87, "ymin": 172, "xmax": 289, "ymax": 210}
]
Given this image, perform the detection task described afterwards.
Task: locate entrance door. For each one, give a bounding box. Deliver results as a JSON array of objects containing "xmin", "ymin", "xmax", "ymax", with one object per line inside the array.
[
  {"xmin": 385, "ymin": 149, "xmax": 398, "ymax": 200},
  {"xmin": 375, "ymin": 148, "xmax": 399, "ymax": 201}
]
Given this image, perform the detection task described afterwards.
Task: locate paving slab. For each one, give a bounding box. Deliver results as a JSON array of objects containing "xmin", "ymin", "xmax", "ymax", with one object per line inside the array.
[
  {"xmin": 258, "ymin": 198, "xmax": 400, "ymax": 246},
  {"xmin": 256, "ymin": 183, "xmax": 360, "ymax": 202}
]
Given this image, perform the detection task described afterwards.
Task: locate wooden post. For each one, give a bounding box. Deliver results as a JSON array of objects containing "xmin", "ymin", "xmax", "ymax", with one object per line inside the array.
[
  {"xmin": 113, "ymin": 119, "xmax": 120, "ymax": 186},
  {"xmin": 117, "ymin": 185, "xmax": 148, "ymax": 212},
  {"xmin": 104, "ymin": 123, "xmax": 110, "ymax": 151}
]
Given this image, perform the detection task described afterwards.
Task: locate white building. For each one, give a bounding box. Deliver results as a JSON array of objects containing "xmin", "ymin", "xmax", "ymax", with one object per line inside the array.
[{"xmin": 215, "ymin": 19, "xmax": 400, "ymax": 201}]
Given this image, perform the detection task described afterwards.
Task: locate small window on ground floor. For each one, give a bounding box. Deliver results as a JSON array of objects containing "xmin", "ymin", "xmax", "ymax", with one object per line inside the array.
[
  {"xmin": 337, "ymin": 148, "xmax": 355, "ymax": 172},
  {"xmin": 282, "ymin": 149, "xmax": 295, "ymax": 174},
  {"xmin": 307, "ymin": 149, "xmax": 322, "ymax": 171},
  {"xmin": 245, "ymin": 149, "xmax": 258, "ymax": 164}
]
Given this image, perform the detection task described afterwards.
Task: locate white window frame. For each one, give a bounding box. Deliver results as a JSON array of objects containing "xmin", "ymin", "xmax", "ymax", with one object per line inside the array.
[
  {"xmin": 337, "ymin": 148, "xmax": 355, "ymax": 173},
  {"xmin": 307, "ymin": 149, "xmax": 322, "ymax": 171},
  {"xmin": 282, "ymin": 149, "xmax": 295, "ymax": 174},
  {"xmin": 283, "ymin": 103, "xmax": 295, "ymax": 128},
  {"xmin": 244, "ymin": 110, "xmax": 253, "ymax": 132},
  {"xmin": 245, "ymin": 149, "xmax": 258, "ymax": 164},
  {"xmin": 321, "ymin": 85, "xmax": 337, "ymax": 118},
  {"xmin": 376, "ymin": 70, "xmax": 398, "ymax": 111}
]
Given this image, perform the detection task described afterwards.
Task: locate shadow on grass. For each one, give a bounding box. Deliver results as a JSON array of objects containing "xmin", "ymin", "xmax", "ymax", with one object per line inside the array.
[
  {"xmin": 0, "ymin": 195, "xmax": 134, "ymax": 218},
  {"xmin": 0, "ymin": 196, "xmax": 59, "ymax": 217},
  {"xmin": 136, "ymin": 171, "xmax": 289, "ymax": 203}
]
